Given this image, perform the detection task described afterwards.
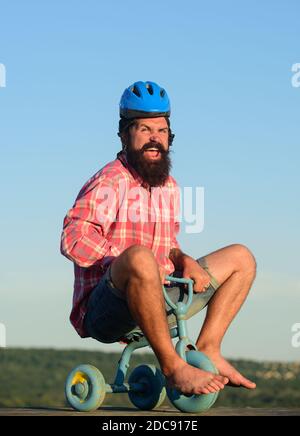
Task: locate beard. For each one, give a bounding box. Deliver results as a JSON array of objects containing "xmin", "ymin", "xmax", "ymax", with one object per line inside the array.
[{"xmin": 126, "ymin": 141, "xmax": 172, "ymax": 187}]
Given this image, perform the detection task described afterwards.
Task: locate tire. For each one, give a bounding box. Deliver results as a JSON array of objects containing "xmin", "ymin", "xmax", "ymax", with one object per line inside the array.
[
  {"xmin": 65, "ymin": 364, "xmax": 106, "ymax": 412},
  {"xmin": 128, "ymin": 364, "xmax": 166, "ymax": 410},
  {"xmin": 166, "ymin": 351, "xmax": 219, "ymax": 413}
]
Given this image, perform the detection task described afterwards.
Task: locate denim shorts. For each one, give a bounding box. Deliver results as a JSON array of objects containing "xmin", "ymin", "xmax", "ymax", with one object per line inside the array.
[{"xmin": 84, "ymin": 256, "xmax": 220, "ymax": 344}]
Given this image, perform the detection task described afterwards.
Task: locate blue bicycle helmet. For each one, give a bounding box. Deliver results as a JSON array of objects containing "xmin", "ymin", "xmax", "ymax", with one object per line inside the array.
[{"xmin": 120, "ymin": 81, "xmax": 171, "ymax": 119}]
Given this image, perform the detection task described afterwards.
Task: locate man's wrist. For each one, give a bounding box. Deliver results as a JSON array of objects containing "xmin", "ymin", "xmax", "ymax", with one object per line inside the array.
[{"xmin": 169, "ymin": 248, "xmax": 192, "ymax": 270}]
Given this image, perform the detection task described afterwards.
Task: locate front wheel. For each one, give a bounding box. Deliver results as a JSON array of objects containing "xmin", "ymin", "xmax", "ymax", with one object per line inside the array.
[{"xmin": 166, "ymin": 351, "xmax": 219, "ymax": 413}]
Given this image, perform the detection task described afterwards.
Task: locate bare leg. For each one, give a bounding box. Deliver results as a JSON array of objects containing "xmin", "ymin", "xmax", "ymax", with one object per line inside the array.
[
  {"xmin": 196, "ymin": 244, "xmax": 257, "ymax": 389},
  {"xmin": 111, "ymin": 245, "xmax": 229, "ymax": 395}
]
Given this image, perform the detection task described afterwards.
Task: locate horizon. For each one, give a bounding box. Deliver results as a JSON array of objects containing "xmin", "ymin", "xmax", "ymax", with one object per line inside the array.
[{"xmin": 2, "ymin": 345, "xmax": 300, "ymax": 364}]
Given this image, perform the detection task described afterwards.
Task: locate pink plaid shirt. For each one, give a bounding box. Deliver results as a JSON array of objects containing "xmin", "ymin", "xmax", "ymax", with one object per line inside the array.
[{"xmin": 60, "ymin": 151, "xmax": 181, "ymax": 337}]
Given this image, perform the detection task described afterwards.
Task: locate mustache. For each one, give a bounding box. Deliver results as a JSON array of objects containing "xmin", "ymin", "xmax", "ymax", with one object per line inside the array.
[{"xmin": 141, "ymin": 142, "xmax": 167, "ymax": 154}]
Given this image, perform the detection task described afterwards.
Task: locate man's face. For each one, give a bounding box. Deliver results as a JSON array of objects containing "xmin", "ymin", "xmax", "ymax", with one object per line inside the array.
[
  {"xmin": 129, "ymin": 117, "xmax": 169, "ymax": 159},
  {"xmin": 124, "ymin": 117, "xmax": 172, "ymax": 187}
]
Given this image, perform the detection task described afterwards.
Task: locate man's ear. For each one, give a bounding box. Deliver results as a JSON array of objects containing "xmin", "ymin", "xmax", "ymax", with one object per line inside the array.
[{"xmin": 118, "ymin": 131, "xmax": 128, "ymax": 151}]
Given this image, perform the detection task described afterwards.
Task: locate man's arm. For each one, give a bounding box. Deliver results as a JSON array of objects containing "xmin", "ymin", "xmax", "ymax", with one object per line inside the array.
[
  {"xmin": 60, "ymin": 175, "xmax": 121, "ymax": 268},
  {"xmin": 169, "ymin": 247, "xmax": 206, "ymax": 275},
  {"xmin": 169, "ymin": 247, "xmax": 191, "ymax": 271},
  {"xmin": 169, "ymin": 247, "xmax": 211, "ymax": 293}
]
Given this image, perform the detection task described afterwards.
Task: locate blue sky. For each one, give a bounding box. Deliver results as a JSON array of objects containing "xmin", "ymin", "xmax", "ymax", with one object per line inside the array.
[{"xmin": 0, "ymin": 0, "xmax": 299, "ymax": 360}]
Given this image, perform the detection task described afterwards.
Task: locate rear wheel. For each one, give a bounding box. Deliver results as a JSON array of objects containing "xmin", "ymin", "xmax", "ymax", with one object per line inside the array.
[
  {"xmin": 128, "ymin": 364, "xmax": 166, "ymax": 410},
  {"xmin": 65, "ymin": 364, "xmax": 106, "ymax": 412}
]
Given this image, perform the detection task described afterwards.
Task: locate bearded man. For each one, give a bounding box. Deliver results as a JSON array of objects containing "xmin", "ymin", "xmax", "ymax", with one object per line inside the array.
[{"xmin": 61, "ymin": 81, "xmax": 256, "ymax": 395}]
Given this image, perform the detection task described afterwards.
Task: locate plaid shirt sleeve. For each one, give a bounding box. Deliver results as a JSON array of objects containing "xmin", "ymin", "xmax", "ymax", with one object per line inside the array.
[
  {"xmin": 60, "ymin": 174, "xmax": 122, "ymax": 268},
  {"xmin": 170, "ymin": 221, "xmax": 181, "ymax": 250},
  {"xmin": 170, "ymin": 180, "xmax": 181, "ymax": 251}
]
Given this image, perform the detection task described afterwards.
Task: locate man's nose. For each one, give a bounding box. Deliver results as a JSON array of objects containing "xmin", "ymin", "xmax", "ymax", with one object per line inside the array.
[{"xmin": 149, "ymin": 132, "xmax": 160, "ymax": 142}]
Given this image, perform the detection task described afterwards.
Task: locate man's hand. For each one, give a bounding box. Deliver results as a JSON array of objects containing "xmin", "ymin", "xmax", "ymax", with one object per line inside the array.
[
  {"xmin": 181, "ymin": 256, "xmax": 211, "ymax": 293},
  {"xmin": 158, "ymin": 265, "xmax": 170, "ymax": 286}
]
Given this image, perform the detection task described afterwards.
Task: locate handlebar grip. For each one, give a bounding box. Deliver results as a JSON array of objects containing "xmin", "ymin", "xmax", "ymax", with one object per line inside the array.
[{"xmin": 163, "ymin": 275, "xmax": 194, "ymax": 311}]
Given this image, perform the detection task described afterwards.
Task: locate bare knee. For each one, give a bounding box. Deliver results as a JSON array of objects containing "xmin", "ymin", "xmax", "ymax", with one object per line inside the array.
[
  {"xmin": 124, "ymin": 245, "xmax": 158, "ymax": 279},
  {"xmin": 230, "ymin": 244, "xmax": 257, "ymax": 277}
]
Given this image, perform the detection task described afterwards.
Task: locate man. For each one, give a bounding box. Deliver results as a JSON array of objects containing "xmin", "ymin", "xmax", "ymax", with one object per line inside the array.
[{"xmin": 61, "ymin": 81, "xmax": 257, "ymax": 395}]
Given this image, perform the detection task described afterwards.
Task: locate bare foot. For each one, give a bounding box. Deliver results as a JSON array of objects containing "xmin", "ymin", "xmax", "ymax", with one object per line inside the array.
[
  {"xmin": 201, "ymin": 350, "xmax": 256, "ymax": 389},
  {"xmin": 163, "ymin": 360, "xmax": 229, "ymax": 395}
]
